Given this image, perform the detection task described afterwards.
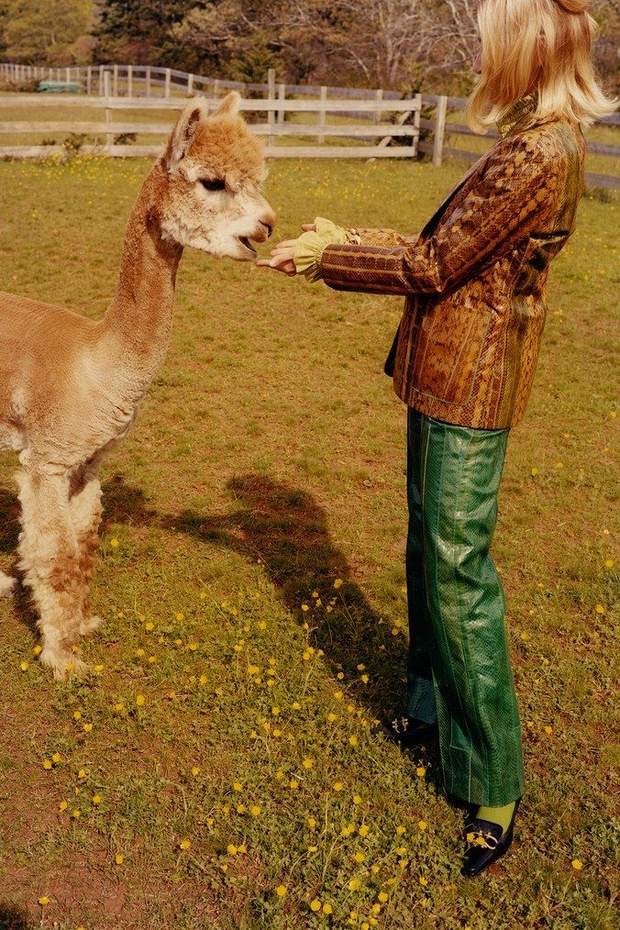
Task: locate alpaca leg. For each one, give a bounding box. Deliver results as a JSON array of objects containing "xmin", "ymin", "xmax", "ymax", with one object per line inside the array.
[
  {"xmin": 69, "ymin": 471, "xmax": 103, "ymax": 636},
  {"xmin": 17, "ymin": 468, "xmax": 87, "ymax": 679}
]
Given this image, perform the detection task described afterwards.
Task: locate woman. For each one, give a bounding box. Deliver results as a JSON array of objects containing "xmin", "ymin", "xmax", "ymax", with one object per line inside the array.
[{"xmin": 258, "ymin": 0, "xmax": 615, "ymax": 876}]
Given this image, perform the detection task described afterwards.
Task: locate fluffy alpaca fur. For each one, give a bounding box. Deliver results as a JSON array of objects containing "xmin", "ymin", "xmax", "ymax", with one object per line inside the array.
[{"xmin": 0, "ymin": 93, "xmax": 275, "ymax": 678}]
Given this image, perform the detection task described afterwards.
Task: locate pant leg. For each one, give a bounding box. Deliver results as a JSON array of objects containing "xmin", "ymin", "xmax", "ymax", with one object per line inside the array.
[
  {"xmin": 405, "ymin": 409, "xmax": 437, "ymax": 725},
  {"xmin": 420, "ymin": 414, "xmax": 524, "ymax": 807}
]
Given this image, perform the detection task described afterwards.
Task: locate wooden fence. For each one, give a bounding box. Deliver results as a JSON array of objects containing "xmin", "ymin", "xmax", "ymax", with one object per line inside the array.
[{"xmin": 1, "ymin": 62, "xmax": 618, "ymax": 187}]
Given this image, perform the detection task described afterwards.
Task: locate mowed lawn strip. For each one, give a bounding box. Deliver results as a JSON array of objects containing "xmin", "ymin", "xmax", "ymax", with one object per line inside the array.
[{"xmin": 0, "ymin": 155, "xmax": 617, "ymax": 930}]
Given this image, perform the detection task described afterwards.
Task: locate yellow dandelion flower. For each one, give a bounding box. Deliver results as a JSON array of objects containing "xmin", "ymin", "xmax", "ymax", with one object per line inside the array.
[
  {"xmin": 334, "ymin": 578, "xmax": 343, "ymax": 589},
  {"xmin": 353, "ymin": 794, "xmax": 363, "ymax": 805},
  {"xmin": 604, "ymin": 559, "xmax": 614, "ymax": 569},
  {"xmin": 327, "ymin": 712, "xmax": 337, "ymax": 723},
  {"xmin": 354, "ymin": 851, "xmax": 366, "ymax": 863},
  {"xmin": 301, "ymin": 604, "xmax": 309, "ymax": 612},
  {"xmin": 309, "ymin": 899, "xmax": 322, "ymax": 912},
  {"xmin": 333, "ymin": 781, "xmax": 344, "ymax": 792},
  {"xmin": 276, "ymin": 885, "xmax": 287, "ymax": 897},
  {"xmin": 250, "ymin": 805, "xmax": 261, "ymax": 817},
  {"xmin": 371, "ymin": 904, "xmax": 382, "ymax": 915},
  {"xmin": 307, "ymin": 816, "xmax": 317, "ymax": 829},
  {"xmin": 572, "ymin": 859, "xmax": 583, "ymax": 871},
  {"xmin": 71, "ymin": 809, "xmax": 81, "ymax": 819},
  {"xmin": 78, "ymin": 769, "xmax": 87, "ymax": 780},
  {"xmin": 358, "ymin": 824, "xmax": 369, "ymax": 837},
  {"xmin": 302, "ymin": 757, "xmax": 314, "ymax": 769},
  {"xmin": 416, "ymin": 766, "xmax": 426, "ymax": 777},
  {"xmin": 20, "ymin": 661, "xmax": 29, "ymax": 672},
  {"xmin": 43, "ymin": 759, "xmax": 53, "ymax": 770},
  {"xmin": 419, "ymin": 876, "xmax": 428, "ymax": 886},
  {"xmin": 135, "ymin": 694, "xmax": 145, "ymax": 707},
  {"xmin": 349, "ymin": 735, "xmax": 358, "ymax": 747},
  {"xmin": 226, "ymin": 843, "xmax": 237, "ymax": 856},
  {"xmin": 175, "ymin": 612, "xmax": 185, "ymax": 621},
  {"xmin": 378, "ymin": 891, "xmax": 388, "ymax": 903},
  {"xmin": 32, "ymin": 644, "xmax": 42, "ymax": 656},
  {"xmin": 92, "ymin": 794, "xmax": 102, "ymax": 806},
  {"xmin": 595, "ymin": 604, "xmax": 606, "ymax": 614},
  {"xmin": 288, "ymin": 779, "xmax": 299, "ymax": 790},
  {"xmin": 51, "ymin": 752, "xmax": 62, "ymax": 764},
  {"xmin": 59, "ymin": 800, "xmax": 68, "ymax": 812},
  {"xmin": 236, "ymin": 803, "xmax": 246, "ymax": 813},
  {"xmin": 544, "ymin": 725, "xmax": 553, "ymax": 735},
  {"xmin": 83, "ymin": 723, "xmax": 93, "ymax": 733},
  {"xmin": 334, "ymin": 690, "xmax": 344, "ymax": 701},
  {"xmin": 38, "ymin": 896, "xmax": 50, "ymax": 906},
  {"xmin": 323, "ymin": 902, "xmax": 333, "ymax": 915},
  {"xmin": 73, "ymin": 711, "xmax": 82, "ymax": 721},
  {"xmin": 418, "ymin": 820, "xmax": 428, "ymax": 831},
  {"xmin": 114, "ymin": 853, "xmax": 124, "ymax": 865},
  {"xmin": 109, "ymin": 538, "xmax": 119, "ymax": 548},
  {"xmin": 349, "ymin": 878, "xmax": 361, "ymax": 891},
  {"xmin": 360, "ymin": 674, "xmax": 369, "ymax": 684},
  {"xmin": 395, "ymin": 825, "xmax": 406, "ymax": 835}
]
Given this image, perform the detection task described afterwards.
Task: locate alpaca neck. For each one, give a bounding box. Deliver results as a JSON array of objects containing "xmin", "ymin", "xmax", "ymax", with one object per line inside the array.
[{"xmin": 103, "ymin": 163, "xmax": 183, "ymax": 394}]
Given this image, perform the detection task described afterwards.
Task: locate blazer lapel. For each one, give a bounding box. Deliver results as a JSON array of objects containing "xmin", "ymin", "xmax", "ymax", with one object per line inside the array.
[{"xmin": 419, "ymin": 151, "xmax": 490, "ymax": 238}]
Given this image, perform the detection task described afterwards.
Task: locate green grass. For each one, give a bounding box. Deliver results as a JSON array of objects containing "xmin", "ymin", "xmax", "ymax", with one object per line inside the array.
[{"xmin": 0, "ymin": 154, "xmax": 618, "ymax": 930}]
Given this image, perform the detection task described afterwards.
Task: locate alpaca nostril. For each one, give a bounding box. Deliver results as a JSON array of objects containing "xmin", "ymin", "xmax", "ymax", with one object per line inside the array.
[{"xmin": 260, "ymin": 221, "xmax": 274, "ymax": 239}]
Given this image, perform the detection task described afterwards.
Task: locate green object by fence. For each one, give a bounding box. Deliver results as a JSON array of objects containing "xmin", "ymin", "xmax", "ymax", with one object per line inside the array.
[{"xmin": 38, "ymin": 81, "xmax": 81, "ymax": 94}]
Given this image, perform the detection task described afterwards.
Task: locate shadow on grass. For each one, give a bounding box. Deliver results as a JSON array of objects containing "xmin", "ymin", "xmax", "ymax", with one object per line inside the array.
[
  {"xmin": 166, "ymin": 474, "xmax": 411, "ymax": 726},
  {"xmin": 0, "ymin": 902, "xmax": 34, "ymax": 930}
]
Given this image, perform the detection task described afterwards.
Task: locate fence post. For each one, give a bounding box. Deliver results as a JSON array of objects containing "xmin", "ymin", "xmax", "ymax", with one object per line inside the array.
[
  {"xmin": 127, "ymin": 64, "xmax": 133, "ymax": 98},
  {"xmin": 277, "ymin": 83, "xmax": 286, "ymax": 126},
  {"xmin": 318, "ymin": 85, "xmax": 327, "ymax": 144},
  {"xmin": 213, "ymin": 78, "xmax": 220, "ymax": 98},
  {"xmin": 146, "ymin": 65, "xmax": 151, "ymax": 97},
  {"xmin": 86, "ymin": 65, "xmax": 92, "ymax": 95},
  {"xmin": 374, "ymin": 88, "xmax": 383, "ymax": 125},
  {"xmin": 266, "ymin": 68, "xmax": 276, "ymax": 147},
  {"xmin": 165, "ymin": 67, "xmax": 171, "ymax": 98},
  {"xmin": 187, "ymin": 73, "xmax": 194, "ymax": 97},
  {"xmin": 104, "ymin": 70, "xmax": 114, "ymax": 152},
  {"xmin": 432, "ymin": 95, "xmax": 448, "ymax": 167},
  {"xmin": 412, "ymin": 92, "xmax": 421, "ymax": 158},
  {"xmin": 113, "ymin": 63, "xmax": 118, "ymax": 97}
]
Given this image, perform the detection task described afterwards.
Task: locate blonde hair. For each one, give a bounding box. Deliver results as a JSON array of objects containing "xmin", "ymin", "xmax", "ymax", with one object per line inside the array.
[{"xmin": 468, "ymin": 0, "xmax": 617, "ymax": 131}]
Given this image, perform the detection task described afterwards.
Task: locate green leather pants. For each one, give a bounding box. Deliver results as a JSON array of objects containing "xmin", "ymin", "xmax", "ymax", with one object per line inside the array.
[{"xmin": 406, "ymin": 409, "xmax": 524, "ymax": 806}]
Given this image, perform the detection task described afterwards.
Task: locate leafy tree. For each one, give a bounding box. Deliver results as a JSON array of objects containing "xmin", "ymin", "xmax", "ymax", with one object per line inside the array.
[
  {"xmin": 94, "ymin": 0, "xmax": 200, "ymax": 66},
  {"xmin": 0, "ymin": 0, "xmax": 94, "ymax": 64}
]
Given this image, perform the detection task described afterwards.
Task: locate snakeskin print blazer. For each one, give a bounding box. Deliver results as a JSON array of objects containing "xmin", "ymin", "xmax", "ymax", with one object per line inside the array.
[{"xmin": 320, "ymin": 99, "xmax": 585, "ymax": 429}]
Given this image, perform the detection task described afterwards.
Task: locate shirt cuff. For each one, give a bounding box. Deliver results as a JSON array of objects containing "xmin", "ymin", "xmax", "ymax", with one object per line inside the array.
[{"xmin": 293, "ymin": 217, "xmax": 360, "ymax": 282}]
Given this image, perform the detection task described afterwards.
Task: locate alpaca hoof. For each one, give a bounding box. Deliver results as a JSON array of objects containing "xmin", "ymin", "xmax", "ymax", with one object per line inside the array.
[
  {"xmin": 40, "ymin": 647, "xmax": 88, "ymax": 680},
  {"xmin": 80, "ymin": 614, "xmax": 103, "ymax": 635},
  {"xmin": 0, "ymin": 573, "xmax": 16, "ymax": 598}
]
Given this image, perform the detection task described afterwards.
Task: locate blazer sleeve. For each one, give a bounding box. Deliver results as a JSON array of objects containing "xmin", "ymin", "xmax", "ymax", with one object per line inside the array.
[{"xmin": 320, "ymin": 133, "xmax": 563, "ymax": 297}]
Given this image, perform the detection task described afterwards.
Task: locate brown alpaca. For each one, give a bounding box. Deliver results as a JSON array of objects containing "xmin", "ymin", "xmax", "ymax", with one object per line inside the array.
[{"xmin": 0, "ymin": 93, "xmax": 276, "ymax": 678}]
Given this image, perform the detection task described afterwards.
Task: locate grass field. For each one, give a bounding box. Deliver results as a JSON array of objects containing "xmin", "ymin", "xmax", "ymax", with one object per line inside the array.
[{"xmin": 0, "ymin": 153, "xmax": 618, "ymax": 930}]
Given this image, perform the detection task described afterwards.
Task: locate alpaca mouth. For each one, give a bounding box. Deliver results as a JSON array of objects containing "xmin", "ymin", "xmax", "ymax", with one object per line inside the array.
[{"xmin": 238, "ymin": 236, "xmax": 257, "ymax": 255}]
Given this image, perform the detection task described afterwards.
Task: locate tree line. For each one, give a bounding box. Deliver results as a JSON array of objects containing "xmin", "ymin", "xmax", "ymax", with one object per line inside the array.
[{"xmin": 0, "ymin": 0, "xmax": 617, "ymax": 94}]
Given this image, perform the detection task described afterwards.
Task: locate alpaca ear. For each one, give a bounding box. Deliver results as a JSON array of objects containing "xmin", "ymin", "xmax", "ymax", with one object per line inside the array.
[
  {"xmin": 164, "ymin": 98, "xmax": 208, "ymax": 169},
  {"xmin": 212, "ymin": 91, "xmax": 242, "ymax": 118}
]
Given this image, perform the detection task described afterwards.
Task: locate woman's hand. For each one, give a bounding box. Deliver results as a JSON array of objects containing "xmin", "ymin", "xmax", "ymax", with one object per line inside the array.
[{"xmin": 256, "ymin": 224, "xmax": 316, "ymax": 275}]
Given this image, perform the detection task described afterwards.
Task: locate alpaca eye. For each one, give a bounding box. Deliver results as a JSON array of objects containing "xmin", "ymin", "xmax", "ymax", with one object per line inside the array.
[{"xmin": 200, "ymin": 178, "xmax": 226, "ymax": 192}]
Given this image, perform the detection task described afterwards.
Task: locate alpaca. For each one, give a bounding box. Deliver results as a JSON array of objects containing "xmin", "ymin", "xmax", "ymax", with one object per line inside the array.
[{"xmin": 0, "ymin": 92, "xmax": 276, "ymax": 678}]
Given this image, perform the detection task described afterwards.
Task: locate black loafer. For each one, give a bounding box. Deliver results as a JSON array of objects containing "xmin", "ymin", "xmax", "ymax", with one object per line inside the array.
[
  {"xmin": 461, "ymin": 799, "xmax": 521, "ymax": 877},
  {"xmin": 377, "ymin": 715, "xmax": 437, "ymax": 750}
]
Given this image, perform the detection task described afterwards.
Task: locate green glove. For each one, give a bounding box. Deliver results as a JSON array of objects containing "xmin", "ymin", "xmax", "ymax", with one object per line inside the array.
[{"xmin": 293, "ymin": 216, "xmax": 352, "ymax": 282}]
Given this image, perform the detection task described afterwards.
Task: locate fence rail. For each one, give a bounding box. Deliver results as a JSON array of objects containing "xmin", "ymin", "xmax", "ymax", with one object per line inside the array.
[{"xmin": 0, "ymin": 61, "xmax": 618, "ymax": 187}]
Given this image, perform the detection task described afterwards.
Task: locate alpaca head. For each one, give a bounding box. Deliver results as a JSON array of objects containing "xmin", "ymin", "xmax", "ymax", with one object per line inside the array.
[{"xmin": 159, "ymin": 93, "xmax": 276, "ymax": 260}]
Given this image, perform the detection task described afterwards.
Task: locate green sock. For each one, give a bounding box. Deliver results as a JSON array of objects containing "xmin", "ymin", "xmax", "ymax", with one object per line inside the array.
[{"xmin": 476, "ymin": 801, "xmax": 516, "ymax": 836}]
